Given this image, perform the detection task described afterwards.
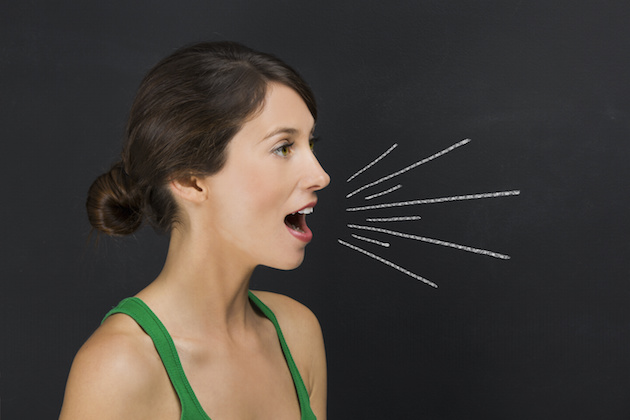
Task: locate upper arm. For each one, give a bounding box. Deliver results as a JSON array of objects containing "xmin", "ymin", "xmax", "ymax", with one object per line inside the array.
[
  {"xmin": 58, "ymin": 319, "xmax": 166, "ymax": 420},
  {"xmin": 299, "ymin": 307, "xmax": 327, "ymax": 420},
  {"xmin": 252, "ymin": 291, "xmax": 327, "ymax": 420}
]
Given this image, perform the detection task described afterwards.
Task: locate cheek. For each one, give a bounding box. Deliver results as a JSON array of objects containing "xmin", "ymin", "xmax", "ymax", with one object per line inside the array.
[
  {"xmin": 231, "ymin": 163, "xmax": 286, "ymax": 220},
  {"xmin": 247, "ymin": 179, "xmax": 284, "ymax": 218}
]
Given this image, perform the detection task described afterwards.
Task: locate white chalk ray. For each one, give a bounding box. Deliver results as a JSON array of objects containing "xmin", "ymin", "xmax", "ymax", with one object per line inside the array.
[
  {"xmin": 338, "ymin": 239, "xmax": 438, "ymax": 288},
  {"xmin": 366, "ymin": 216, "xmax": 423, "ymax": 222},
  {"xmin": 365, "ymin": 184, "xmax": 402, "ymax": 200},
  {"xmin": 348, "ymin": 224, "xmax": 511, "ymax": 259},
  {"xmin": 346, "ymin": 143, "xmax": 398, "ymax": 183},
  {"xmin": 351, "ymin": 234, "xmax": 391, "ymax": 247},
  {"xmin": 347, "ymin": 190, "xmax": 520, "ymax": 212},
  {"xmin": 346, "ymin": 138, "xmax": 471, "ymax": 198}
]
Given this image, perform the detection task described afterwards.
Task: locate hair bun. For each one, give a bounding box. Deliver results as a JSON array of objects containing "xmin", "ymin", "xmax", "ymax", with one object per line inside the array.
[{"xmin": 86, "ymin": 162, "xmax": 144, "ymax": 235}]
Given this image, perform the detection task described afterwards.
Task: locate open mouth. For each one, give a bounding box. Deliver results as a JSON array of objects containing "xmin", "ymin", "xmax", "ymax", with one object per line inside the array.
[{"xmin": 284, "ymin": 207, "xmax": 313, "ymax": 233}]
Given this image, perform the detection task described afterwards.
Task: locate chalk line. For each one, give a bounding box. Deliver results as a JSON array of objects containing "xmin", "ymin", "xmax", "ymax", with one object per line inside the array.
[
  {"xmin": 347, "ymin": 190, "xmax": 521, "ymax": 212},
  {"xmin": 347, "ymin": 224, "xmax": 511, "ymax": 259},
  {"xmin": 365, "ymin": 184, "xmax": 402, "ymax": 200},
  {"xmin": 346, "ymin": 138, "xmax": 471, "ymax": 198},
  {"xmin": 338, "ymin": 239, "xmax": 438, "ymax": 288},
  {"xmin": 346, "ymin": 143, "xmax": 398, "ymax": 183},
  {"xmin": 366, "ymin": 216, "xmax": 423, "ymax": 222},
  {"xmin": 351, "ymin": 234, "xmax": 391, "ymax": 247}
]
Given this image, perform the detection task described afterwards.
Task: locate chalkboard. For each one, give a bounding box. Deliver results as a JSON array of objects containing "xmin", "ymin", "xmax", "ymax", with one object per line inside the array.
[{"xmin": 2, "ymin": 1, "xmax": 629, "ymax": 418}]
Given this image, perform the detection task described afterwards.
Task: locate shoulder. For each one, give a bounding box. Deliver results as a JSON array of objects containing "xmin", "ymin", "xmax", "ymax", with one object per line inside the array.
[
  {"xmin": 59, "ymin": 313, "xmax": 175, "ymax": 419},
  {"xmin": 251, "ymin": 290, "xmax": 323, "ymax": 344},
  {"xmin": 250, "ymin": 291, "xmax": 327, "ymax": 417}
]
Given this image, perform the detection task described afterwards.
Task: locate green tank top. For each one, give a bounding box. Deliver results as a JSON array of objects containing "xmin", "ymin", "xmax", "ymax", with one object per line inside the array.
[{"xmin": 102, "ymin": 291, "xmax": 317, "ymax": 420}]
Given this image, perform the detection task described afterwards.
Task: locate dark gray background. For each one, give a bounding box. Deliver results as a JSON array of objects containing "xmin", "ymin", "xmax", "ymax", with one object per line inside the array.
[{"xmin": 2, "ymin": 1, "xmax": 629, "ymax": 418}]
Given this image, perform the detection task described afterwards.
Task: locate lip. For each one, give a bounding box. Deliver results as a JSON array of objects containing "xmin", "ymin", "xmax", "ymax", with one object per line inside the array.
[
  {"xmin": 285, "ymin": 201, "xmax": 317, "ymax": 243},
  {"xmin": 292, "ymin": 201, "xmax": 317, "ymax": 214}
]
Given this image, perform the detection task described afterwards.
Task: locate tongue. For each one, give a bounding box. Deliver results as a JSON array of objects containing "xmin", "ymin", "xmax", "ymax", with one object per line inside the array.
[{"xmin": 285, "ymin": 213, "xmax": 304, "ymax": 233}]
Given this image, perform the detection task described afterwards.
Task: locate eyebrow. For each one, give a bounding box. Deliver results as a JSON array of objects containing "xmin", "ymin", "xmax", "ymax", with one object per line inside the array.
[
  {"xmin": 261, "ymin": 125, "xmax": 316, "ymax": 142},
  {"xmin": 262, "ymin": 127, "xmax": 300, "ymax": 141}
]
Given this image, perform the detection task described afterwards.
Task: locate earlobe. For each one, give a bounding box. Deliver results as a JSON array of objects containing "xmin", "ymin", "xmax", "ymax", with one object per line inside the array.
[{"xmin": 169, "ymin": 176, "xmax": 208, "ymax": 203}]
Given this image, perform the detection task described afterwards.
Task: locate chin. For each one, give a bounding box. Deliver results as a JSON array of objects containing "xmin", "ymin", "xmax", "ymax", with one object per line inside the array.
[
  {"xmin": 267, "ymin": 252, "xmax": 306, "ymax": 271},
  {"xmin": 277, "ymin": 259, "xmax": 305, "ymax": 271}
]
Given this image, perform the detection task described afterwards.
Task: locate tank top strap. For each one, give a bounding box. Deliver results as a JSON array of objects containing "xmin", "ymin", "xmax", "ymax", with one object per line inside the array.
[
  {"xmin": 247, "ymin": 291, "xmax": 317, "ymax": 420},
  {"xmin": 102, "ymin": 293, "xmax": 316, "ymax": 420},
  {"xmin": 102, "ymin": 298, "xmax": 210, "ymax": 420}
]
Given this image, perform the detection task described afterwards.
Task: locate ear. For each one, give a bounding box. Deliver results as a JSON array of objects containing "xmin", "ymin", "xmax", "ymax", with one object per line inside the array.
[{"xmin": 169, "ymin": 176, "xmax": 208, "ymax": 204}]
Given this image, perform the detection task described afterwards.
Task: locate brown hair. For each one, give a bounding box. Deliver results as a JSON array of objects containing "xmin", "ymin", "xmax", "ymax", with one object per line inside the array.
[{"xmin": 86, "ymin": 41, "xmax": 317, "ymax": 235}]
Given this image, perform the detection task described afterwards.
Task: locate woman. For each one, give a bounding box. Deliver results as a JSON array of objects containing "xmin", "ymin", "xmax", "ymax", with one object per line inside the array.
[{"xmin": 59, "ymin": 42, "xmax": 330, "ymax": 420}]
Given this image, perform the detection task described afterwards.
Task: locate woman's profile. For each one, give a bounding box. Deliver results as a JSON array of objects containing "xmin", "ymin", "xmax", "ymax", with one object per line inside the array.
[{"xmin": 59, "ymin": 41, "xmax": 329, "ymax": 420}]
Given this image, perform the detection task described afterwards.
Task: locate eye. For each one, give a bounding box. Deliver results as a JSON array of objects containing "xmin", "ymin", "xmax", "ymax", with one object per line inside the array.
[
  {"xmin": 273, "ymin": 142, "xmax": 293, "ymax": 157},
  {"xmin": 309, "ymin": 136, "xmax": 320, "ymax": 151}
]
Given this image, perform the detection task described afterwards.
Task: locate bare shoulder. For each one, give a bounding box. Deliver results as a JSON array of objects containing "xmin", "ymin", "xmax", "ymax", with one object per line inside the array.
[
  {"xmin": 251, "ymin": 290, "xmax": 327, "ymax": 419},
  {"xmin": 250, "ymin": 290, "xmax": 323, "ymax": 341},
  {"xmin": 59, "ymin": 314, "xmax": 176, "ymax": 420}
]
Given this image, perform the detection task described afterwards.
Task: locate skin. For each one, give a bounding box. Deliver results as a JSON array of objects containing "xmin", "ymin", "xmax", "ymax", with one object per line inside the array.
[{"xmin": 59, "ymin": 83, "xmax": 330, "ymax": 420}]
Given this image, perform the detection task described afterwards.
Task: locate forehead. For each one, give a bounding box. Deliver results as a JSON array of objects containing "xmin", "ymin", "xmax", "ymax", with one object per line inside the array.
[{"xmin": 235, "ymin": 83, "xmax": 315, "ymax": 143}]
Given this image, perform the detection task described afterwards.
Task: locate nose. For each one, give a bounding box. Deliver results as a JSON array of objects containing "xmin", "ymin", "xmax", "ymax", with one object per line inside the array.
[{"xmin": 301, "ymin": 152, "xmax": 330, "ymax": 192}]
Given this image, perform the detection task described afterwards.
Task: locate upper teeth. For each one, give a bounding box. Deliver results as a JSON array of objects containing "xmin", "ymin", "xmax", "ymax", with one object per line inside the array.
[{"xmin": 296, "ymin": 207, "xmax": 313, "ymax": 215}]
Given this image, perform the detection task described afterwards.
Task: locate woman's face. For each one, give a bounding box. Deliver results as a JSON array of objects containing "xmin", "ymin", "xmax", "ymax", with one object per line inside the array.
[{"xmin": 199, "ymin": 83, "xmax": 330, "ymax": 270}]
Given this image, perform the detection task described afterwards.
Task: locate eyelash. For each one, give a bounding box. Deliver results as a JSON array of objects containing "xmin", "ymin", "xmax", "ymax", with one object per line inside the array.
[
  {"xmin": 272, "ymin": 137, "xmax": 320, "ymax": 157},
  {"xmin": 272, "ymin": 142, "xmax": 294, "ymax": 157}
]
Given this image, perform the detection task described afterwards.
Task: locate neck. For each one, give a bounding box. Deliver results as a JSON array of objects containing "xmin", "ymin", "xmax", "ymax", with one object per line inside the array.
[{"xmin": 137, "ymin": 225, "xmax": 258, "ymax": 337}]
